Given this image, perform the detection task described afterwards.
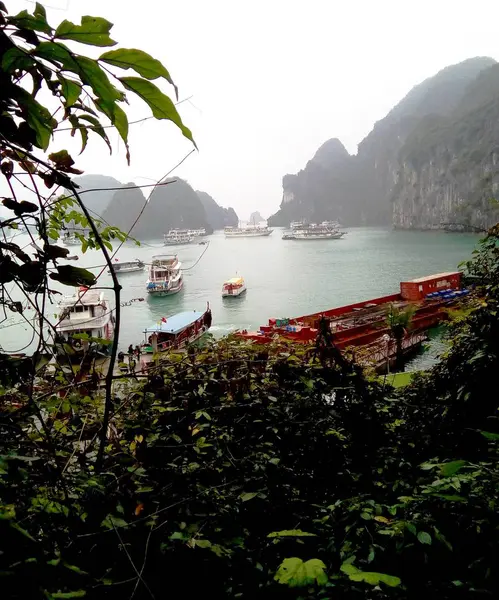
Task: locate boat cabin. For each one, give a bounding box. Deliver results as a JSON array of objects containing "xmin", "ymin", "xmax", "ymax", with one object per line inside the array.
[{"xmin": 142, "ymin": 309, "xmax": 212, "ymax": 353}]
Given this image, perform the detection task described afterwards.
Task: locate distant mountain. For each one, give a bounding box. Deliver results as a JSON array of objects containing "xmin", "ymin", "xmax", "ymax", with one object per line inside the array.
[
  {"xmin": 249, "ymin": 211, "xmax": 265, "ymax": 224},
  {"xmin": 196, "ymin": 191, "xmax": 238, "ymax": 229},
  {"xmin": 269, "ymin": 57, "xmax": 499, "ymax": 229},
  {"xmin": 72, "ymin": 174, "xmax": 122, "ymax": 217},
  {"xmin": 102, "ymin": 178, "xmax": 211, "ymax": 239}
]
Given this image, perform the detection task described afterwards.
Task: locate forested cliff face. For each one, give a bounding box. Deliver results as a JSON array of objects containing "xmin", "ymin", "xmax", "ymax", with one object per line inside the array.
[
  {"xmin": 196, "ymin": 191, "xmax": 238, "ymax": 229},
  {"xmin": 269, "ymin": 57, "xmax": 499, "ymax": 230},
  {"xmin": 102, "ymin": 178, "xmax": 211, "ymax": 239}
]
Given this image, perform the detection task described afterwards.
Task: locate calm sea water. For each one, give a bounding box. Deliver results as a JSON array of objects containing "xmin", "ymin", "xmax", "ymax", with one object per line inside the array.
[{"xmin": 0, "ymin": 228, "xmax": 480, "ymax": 363}]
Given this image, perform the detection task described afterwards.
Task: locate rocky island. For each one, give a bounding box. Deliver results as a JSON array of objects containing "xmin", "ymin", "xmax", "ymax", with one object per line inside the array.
[{"xmin": 269, "ymin": 57, "xmax": 499, "ymax": 231}]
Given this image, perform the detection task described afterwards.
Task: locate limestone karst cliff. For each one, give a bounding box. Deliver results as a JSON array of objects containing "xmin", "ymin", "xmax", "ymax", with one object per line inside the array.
[
  {"xmin": 102, "ymin": 178, "xmax": 211, "ymax": 239},
  {"xmin": 196, "ymin": 191, "xmax": 238, "ymax": 229},
  {"xmin": 269, "ymin": 57, "xmax": 499, "ymax": 230}
]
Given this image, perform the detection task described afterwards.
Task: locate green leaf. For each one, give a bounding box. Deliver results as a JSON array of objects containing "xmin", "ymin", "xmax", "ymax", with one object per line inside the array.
[
  {"xmin": 417, "ymin": 531, "xmax": 432, "ymax": 545},
  {"xmin": 439, "ymin": 460, "xmax": 467, "ymax": 477},
  {"xmin": 194, "ymin": 539, "xmax": 212, "ymax": 549},
  {"xmin": 481, "ymin": 431, "xmax": 499, "ymax": 441},
  {"xmin": 8, "ymin": 4, "xmax": 52, "ymax": 33},
  {"xmin": 33, "ymin": 41, "xmax": 79, "ymax": 70},
  {"xmin": 49, "ymin": 265, "xmax": 97, "ymax": 287},
  {"xmin": 14, "ymin": 86, "xmax": 57, "ymax": 150},
  {"xmin": 1, "ymin": 47, "xmax": 35, "ymax": 72},
  {"xmin": 58, "ymin": 76, "xmax": 81, "ymax": 108},
  {"xmin": 2, "ymin": 198, "xmax": 38, "ymax": 215},
  {"xmin": 75, "ymin": 56, "xmax": 123, "ymax": 104},
  {"xmin": 240, "ymin": 492, "xmax": 258, "ymax": 502},
  {"xmin": 77, "ymin": 115, "xmax": 111, "ymax": 153},
  {"xmin": 51, "ymin": 591, "xmax": 86, "ymax": 599},
  {"xmin": 55, "ymin": 16, "xmax": 117, "ymax": 47},
  {"xmin": 99, "ymin": 48, "xmax": 175, "ymax": 84},
  {"xmin": 120, "ymin": 77, "xmax": 196, "ymax": 146},
  {"xmin": 274, "ymin": 557, "xmax": 328, "ymax": 588},
  {"xmin": 268, "ymin": 530, "xmax": 316, "ymax": 538},
  {"xmin": 341, "ymin": 563, "xmax": 401, "ymax": 587}
]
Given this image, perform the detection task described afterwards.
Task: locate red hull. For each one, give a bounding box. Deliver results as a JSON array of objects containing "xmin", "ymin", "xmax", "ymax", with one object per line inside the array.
[{"xmin": 238, "ymin": 272, "xmax": 463, "ymax": 349}]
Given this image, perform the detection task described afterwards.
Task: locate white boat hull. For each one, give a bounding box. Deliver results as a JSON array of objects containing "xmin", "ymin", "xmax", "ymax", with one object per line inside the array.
[
  {"xmin": 283, "ymin": 232, "xmax": 345, "ymax": 240},
  {"xmin": 225, "ymin": 231, "xmax": 272, "ymax": 238},
  {"xmin": 147, "ymin": 279, "xmax": 184, "ymax": 296}
]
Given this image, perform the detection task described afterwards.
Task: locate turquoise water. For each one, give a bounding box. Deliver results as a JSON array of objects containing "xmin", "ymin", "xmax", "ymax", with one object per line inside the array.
[{"xmin": 0, "ymin": 228, "xmax": 480, "ymax": 360}]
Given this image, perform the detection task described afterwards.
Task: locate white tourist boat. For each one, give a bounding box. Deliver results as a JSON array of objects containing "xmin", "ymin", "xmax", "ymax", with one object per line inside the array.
[
  {"xmin": 146, "ymin": 255, "xmax": 183, "ymax": 296},
  {"xmin": 282, "ymin": 229, "xmax": 345, "ymax": 240},
  {"xmin": 222, "ymin": 276, "xmax": 247, "ymax": 297},
  {"xmin": 187, "ymin": 228, "xmax": 206, "ymax": 237},
  {"xmin": 108, "ymin": 259, "xmax": 145, "ymax": 275},
  {"xmin": 54, "ymin": 288, "xmax": 115, "ymax": 359},
  {"xmin": 164, "ymin": 230, "xmax": 194, "ymax": 246},
  {"xmin": 224, "ymin": 226, "xmax": 273, "ymax": 238},
  {"xmin": 63, "ymin": 231, "xmax": 80, "ymax": 246},
  {"xmin": 141, "ymin": 304, "xmax": 212, "ymax": 354}
]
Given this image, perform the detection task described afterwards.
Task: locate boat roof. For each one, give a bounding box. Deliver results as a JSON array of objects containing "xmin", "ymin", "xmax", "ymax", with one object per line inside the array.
[
  {"xmin": 59, "ymin": 290, "xmax": 104, "ymax": 306},
  {"xmin": 405, "ymin": 271, "xmax": 460, "ymax": 283},
  {"xmin": 144, "ymin": 311, "xmax": 205, "ymax": 334},
  {"xmin": 225, "ymin": 277, "xmax": 244, "ymax": 285}
]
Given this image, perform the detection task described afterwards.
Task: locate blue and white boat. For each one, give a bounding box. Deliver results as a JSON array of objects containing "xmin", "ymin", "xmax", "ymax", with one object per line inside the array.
[
  {"xmin": 146, "ymin": 254, "xmax": 183, "ymax": 296},
  {"xmin": 141, "ymin": 305, "xmax": 212, "ymax": 353}
]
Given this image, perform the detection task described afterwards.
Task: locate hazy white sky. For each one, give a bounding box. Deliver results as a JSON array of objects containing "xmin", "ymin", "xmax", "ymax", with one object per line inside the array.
[{"xmin": 9, "ymin": 0, "xmax": 499, "ymax": 219}]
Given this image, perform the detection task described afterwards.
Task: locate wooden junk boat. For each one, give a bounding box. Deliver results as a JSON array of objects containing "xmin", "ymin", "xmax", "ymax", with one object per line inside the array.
[
  {"xmin": 141, "ymin": 304, "xmax": 212, "ymax": 354},
  {"xmin": 238, "ymin": 272, "xmax": 468, "ymax": 369}
]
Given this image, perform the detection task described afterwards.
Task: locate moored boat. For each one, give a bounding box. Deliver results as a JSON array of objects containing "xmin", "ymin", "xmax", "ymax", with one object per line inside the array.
[
  {"xmin": 222, "ymin": 276, "xmax": 247, "ymax": 297},
  {"xmin": 283, "ymin": 230, "xmax": 345, "ymax": 240},
  {"xmin": 54, "ymin": 288, "xmax": 115, "ymax": 360},
  {"xmin": 141, "ymin": 304, "xmax": 212, "ymax": 354},
  {"xmin": 108, "ymin": 259, "xmax": 145, "ymax": 275},
  {"xmin": 224, "ymin": 226, "xmax": 273, "ymax": 238},
  {"xmin": 146, "ymin": 255, "xmax": 183, "ymax": 296},
  {"xmin": 164, "ymin": 230, "xmax": 194, "ymax": 245},
  {"xmin": 237, "ymin": 272, "xmax": 467, "ymax": 358},
  {"xmin": 63, "ymin": 231, "xmax": 80, "ymax": 246}
]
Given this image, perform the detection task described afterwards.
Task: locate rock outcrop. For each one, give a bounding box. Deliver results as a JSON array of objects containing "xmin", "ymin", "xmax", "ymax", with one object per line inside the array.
[
  {"xmin": 102, "ymin": 178, "xmax": 211, "ymax": 239},
  {"xmin": 196, "ymin": 191, "xmax": 238, "ymax": 230},
  {"xmin": 72, "ymin": 174, "xmax": 123, "ymax": 216},
  {"xmin": 269, "ymin": 57, "xmax": 499, "ymax": 230},
  {"xmin": 249, "ymin": 211, "xmax": 265, "ymax": 224}
]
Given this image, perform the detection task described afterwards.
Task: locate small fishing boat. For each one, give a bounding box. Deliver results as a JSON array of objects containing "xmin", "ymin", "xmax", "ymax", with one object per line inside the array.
[
  {"xmin": 222, "ymin": 276, "xmax": 247, "ymax": 297},
  {"xmin": 108, "ymin": 259, "xmax": 145, "ymax": 275},
  {"xmin": 141, "ymin": 304, "xmax": 212, "ymax": 354},
  {"xmin": 54, "ymin": 288, "xmax": 115, "ymax": 359},
  {"xmin": 146, "ymin": 255, "xmax": 183, "ymax": 296},
  {"xmin": 164, "ymin": 230, "xmax": 194, "ymax": 246}
]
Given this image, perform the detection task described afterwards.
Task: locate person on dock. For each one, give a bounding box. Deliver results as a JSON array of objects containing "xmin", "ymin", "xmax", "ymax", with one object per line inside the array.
[
  {"xmin": 128, "ymin": 344, "xmax": 134, "ymax": 357},
  {"xmin": 135, "ymin": 345, "xmax": 141, "ymax": 359}
]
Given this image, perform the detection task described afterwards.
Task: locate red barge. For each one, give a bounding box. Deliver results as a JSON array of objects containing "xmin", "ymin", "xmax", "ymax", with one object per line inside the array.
[{"xmin": 238, "ymin": 272, "xmax": 467, "ymax": 369}]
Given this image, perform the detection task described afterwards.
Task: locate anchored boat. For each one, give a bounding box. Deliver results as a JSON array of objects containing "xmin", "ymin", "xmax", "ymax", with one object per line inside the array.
[
  {"xmin": 146, "ymin": 255, "xmax": 183, "ymax": 296},
  {"xmin": 164, "ymin": 230, "xmax": 194, "ymax": 245},
  {"xmin": 282, "ymin": 221, "xmax": 345, "ymax": 240},
  {"xmin": 63, "ymin": 231, "xmax": 80, "ymax": 246},
  {"xmin": 224, "ymin": 226, "xmax": 273, "ymax": 238},
  {"xmin": 142, "ymin": 304, "xmax": 212, "ymax": 354},
  {"xmin": 222, "ymin": 276, "xmax": 247, "ymax": 297},
  {"xmin": 54, "ymin": 288, "xmax": 115, "ymax": 359},
  {"xmin": 238, "ymin": 272, "xmax": 467, "ymax": 369},
  {"xmin": 108, "ymin": 259, "xmax": 145, "ymax": 275}
]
